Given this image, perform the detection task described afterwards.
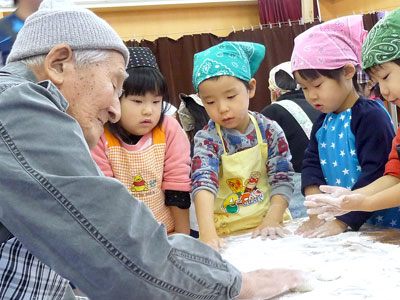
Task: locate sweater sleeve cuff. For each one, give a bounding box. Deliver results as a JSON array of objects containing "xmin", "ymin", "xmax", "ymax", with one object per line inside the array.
[
  {"xmin": 336, "ymin": 211, "xmax": 373, "ymax": 231},
  {"xmin": 165, "ymin": 190, "xmax": 191, "ymax": 209}
]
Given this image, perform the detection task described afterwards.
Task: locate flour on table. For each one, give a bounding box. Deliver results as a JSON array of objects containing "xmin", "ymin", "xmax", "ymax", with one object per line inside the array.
[{"xmin": 221, "ymin": 219, "xmax": 400, "ymax": 300}]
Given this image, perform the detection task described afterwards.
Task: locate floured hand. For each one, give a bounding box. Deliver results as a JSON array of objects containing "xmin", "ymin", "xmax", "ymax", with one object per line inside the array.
[
  {"xmin": 305, "ymin": 194, "xmax": 350, "ymax": 219},
  {"xmin": 252, "ymin": 224, "xmax": 290, "ymax": 240},
  {"xmin": 238, "ymin": 269, "xmax": 311, "ymax": 299},
  {"xmin": 301, "ymin": 219, "xmax": 348, "ymax": 238},
  {"xmin": 295, "ymin": 216, "xmax": 325, "ymax": 236},
  {"xmin": 305, "ymin": 185, "xmax": 367, "ymax": 220}
]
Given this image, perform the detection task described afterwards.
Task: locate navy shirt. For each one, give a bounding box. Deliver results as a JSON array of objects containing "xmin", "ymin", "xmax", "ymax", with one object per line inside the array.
[
  {"xmin": 302, "ymin": 97, "xmax": 395, "ymax": 230},
  {"xmin": 261, "ymin": 90, "xmax": 321, "ymax": 172}
]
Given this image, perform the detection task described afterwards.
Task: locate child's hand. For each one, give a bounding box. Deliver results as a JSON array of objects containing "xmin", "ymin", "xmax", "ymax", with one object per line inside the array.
[
  {"xmin": 199, "ymin": 233, "xmax": 226, "ymax": 251},
  {"xmin": 295, "ymin": 215, "xmax": 325, "ymax": 236},
  {"xmin": 305, "ymin": 194, "xmax": 351, "ymax": 219},
  {"xmin": 251, "ymin": 220, "xmax": 290, "ymax": 240},
  {"xmin": 305, "ymin": 191, "xmax": 368, "ymax": 219},
  {"xmin": 205, "ymin": 237, "xmax": 226, "ymax": 251},
  {"xmin": 301, "ymin": 219, "xmax": 348, "ymax": 238}
]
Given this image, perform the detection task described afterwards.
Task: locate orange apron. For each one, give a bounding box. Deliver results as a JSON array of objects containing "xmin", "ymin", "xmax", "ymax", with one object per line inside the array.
[{"xmin": 104, "ymin": 127, "xmax": 174, "ymax": 232}]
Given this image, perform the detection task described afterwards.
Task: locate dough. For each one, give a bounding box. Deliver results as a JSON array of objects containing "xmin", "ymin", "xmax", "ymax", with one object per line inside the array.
[
  {"xmin": 291, "ymin": 273, "xmax": 316, "ymax": 292},
  {"xmin": 315, "ymin": 269, "xmax": 342, "ymax": 281}
]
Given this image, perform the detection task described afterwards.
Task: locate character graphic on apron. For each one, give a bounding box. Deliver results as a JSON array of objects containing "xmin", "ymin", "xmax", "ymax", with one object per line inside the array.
[{"xmin": 104, "ymin": 127, "xmax": 175, "ymax": 233}]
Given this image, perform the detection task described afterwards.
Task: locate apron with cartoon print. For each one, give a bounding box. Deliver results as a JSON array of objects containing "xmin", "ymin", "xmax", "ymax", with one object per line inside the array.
[
  {"xmin": 104, "ymin": 127, "xmax": 175, "ymax": 233},
  {"xmin": 214, "ymin": 114, "xmax": 291, "ymax": 236}
]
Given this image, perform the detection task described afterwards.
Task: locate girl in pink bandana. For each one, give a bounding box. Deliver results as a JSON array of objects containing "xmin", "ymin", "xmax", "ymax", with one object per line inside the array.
[{"xmin": 291, "ymin": 15, "xmax": 395, "ymax": 238}]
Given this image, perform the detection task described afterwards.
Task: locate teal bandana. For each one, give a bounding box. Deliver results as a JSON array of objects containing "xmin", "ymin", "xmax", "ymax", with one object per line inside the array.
[
  {"xmin": 192, "ymin": 41, "xmax": 266, "ymax": 92},
  {"xmin": 362, "ymin": 8, "xmax": 400, "ymax": 69}
]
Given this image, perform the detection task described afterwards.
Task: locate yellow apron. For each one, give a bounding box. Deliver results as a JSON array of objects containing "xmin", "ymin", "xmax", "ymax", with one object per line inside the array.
[
  {"xmin": 214, "ymin": 114, "xmax": 291, "ymax": 236},
  {"xmin": 104, "ymin": 127, "xmax": 175, "ymax": 233}
]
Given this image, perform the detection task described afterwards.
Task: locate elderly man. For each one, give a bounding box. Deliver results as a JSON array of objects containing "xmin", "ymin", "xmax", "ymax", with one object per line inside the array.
[{"xmin": 0, "ymin": 0, "xmax": 306, "ymax": 299}]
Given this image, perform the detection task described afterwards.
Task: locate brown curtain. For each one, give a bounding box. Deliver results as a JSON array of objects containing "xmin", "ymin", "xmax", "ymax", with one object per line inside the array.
[
  {"xmin": 125, "ymin": 12, "xmax": 379, "ymax": 113},
  {"xmin": 362, "ymin": 13, "xmax": 379, "ymax": 31},
  {"xmin": 258, "ymin": 0, "xmax": 302, "ymax": 24},
  {"xmin": 258, "ymin": 0, "xmax": 320, "ymax": 24}
]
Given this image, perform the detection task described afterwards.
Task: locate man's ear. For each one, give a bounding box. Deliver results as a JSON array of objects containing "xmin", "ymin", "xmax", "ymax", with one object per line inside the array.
[
  {"xmin": 343, "ymin": 63, "xmax": 356, "ymax": 80},
  {"xmin": 43, "ymin": 44, "xmax": 74, "ymax": 86},
  {"xmin": 248, "ymin": 78, "xmax": 256, "ymax": 98}
]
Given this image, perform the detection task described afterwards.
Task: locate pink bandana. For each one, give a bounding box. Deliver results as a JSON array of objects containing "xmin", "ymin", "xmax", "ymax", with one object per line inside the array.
[{"xmin": 291, "ymin": 15, "xmax": 367, "ymax": 72}]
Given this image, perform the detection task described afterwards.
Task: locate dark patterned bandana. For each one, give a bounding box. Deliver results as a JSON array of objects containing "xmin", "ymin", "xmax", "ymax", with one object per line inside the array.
[{"xmin": 127, "ymin": 47, "xmax": 159, "ymax": 70}]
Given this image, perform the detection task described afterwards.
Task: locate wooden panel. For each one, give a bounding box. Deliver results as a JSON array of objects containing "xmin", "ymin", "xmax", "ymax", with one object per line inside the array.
[
  {"xmin": 302, "ymin": 0, "xmax": 315, "ymax": 23},
  {"xmin": 319, "ymin": 0, "xmax": 400, "ymax": 20},
  {"xmin": 96, "ymin": 4, "xmax": 260, "ymax": 41}
]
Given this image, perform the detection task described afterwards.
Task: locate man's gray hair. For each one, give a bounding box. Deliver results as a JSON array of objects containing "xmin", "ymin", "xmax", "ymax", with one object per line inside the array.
[{"xmin": 21, "ymin": 49, "xmax": 111, "ymax": 69}]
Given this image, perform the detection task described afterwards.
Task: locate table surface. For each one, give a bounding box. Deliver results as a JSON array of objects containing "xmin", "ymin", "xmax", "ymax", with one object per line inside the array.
[
  {"xmin": 360, "ymin": 223, "xmax": 400, "ymax": 245},
  {"xmin": 223, "ymin": 219, "xmax": 400, "ymax": 300}
]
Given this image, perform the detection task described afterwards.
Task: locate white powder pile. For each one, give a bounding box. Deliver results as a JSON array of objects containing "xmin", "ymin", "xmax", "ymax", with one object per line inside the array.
[{"xmin": 221, "ymin": 219, "xmax": 400, "ymax": 300}]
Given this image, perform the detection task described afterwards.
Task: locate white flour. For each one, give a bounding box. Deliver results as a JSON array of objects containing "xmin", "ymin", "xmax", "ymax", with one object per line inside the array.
[{"xmin": 221, "ymin": 219, "xmax": 400, "ymax": 299}]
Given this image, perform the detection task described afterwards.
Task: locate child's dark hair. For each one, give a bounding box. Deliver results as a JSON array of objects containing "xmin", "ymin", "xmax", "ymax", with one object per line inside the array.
[
  {"xmin": 108, "ymin": 66, "xmax": 169, "ymax": 142},
  {"xmin": 372, "ymin": 83, "xmax": 383, "ymax": 99},
  {"xmin": 274, "ymin": 70, "xmax": 297, "ymax": 91},
  {"xmin": 296, "ymin": 67, "xmax": 344, "ymax": 82},
  {"xmin": 184, "ymin": 98, "xmax": 210, "ymax": 143},
  {"xmin": 365, "ymin": 58, "xmax": 400, "ymax": 78},
  {"xmin": 353, "ymin": 79, "xmax": 366, "ymax": 96},
  {"xmin": 297, "ymin": 66, "xmax": 364, "ymax": 93}
]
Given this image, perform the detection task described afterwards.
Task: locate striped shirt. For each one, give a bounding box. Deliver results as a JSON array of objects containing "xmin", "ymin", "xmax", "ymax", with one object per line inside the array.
[{"xmin": 0, "ymin": 238, "xmax": 69, "ymax": 300}]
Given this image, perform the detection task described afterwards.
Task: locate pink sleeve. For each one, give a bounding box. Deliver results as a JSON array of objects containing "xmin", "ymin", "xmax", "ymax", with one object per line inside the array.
[
  {"xmin": 162, "ymin": 116, "xmax": 191, "ymax": 192},
  {"xmin": 90, "ymin": 134, "xmax": 114, "ymax": 177}
]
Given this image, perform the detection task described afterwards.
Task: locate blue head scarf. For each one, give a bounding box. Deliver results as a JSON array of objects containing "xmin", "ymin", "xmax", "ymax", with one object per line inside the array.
[{"xmin": 192, "ymin": 41, "xmax": 266, "ymax": 92}]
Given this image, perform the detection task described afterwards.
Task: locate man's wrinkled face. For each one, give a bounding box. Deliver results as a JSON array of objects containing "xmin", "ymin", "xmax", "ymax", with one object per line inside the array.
[{"xmin": 60, "ymin": 51, "xmax": 127, "ymax": 148}]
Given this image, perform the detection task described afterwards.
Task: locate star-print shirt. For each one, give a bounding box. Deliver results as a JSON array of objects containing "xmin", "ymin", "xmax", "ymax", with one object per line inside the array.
[
  {"xmin": 302, "ymin": 96, "xmax": 395, "ymax": 230},
  {"xmin": 191, "ymin": 111, "xmax": 294, "ymax": 204}
]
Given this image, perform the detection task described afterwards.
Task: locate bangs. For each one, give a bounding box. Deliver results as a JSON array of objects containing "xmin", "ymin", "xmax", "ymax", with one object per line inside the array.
[
  {"xmin": 296, "ymin": 67, "xmax": 344, "ymax": 81},
  {"xmin": 123, "ymin": 67, "xmax": 168, "ymax": 100},
  {"xmin": 365, "ymin": 59, "xmax": 400, "ymax": 78}
]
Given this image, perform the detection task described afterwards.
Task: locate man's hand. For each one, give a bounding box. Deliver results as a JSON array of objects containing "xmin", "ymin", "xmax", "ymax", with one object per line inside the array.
[{"xmin": 238, "ymin": 269, "xmax": 309, "ymax": 299}]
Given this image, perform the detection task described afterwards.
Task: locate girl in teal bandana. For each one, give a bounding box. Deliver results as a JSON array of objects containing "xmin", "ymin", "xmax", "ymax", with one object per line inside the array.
[
  {"xmin": 305, "ymin": 9, "xmax": 400, "ymax": 228},
  {"xmin": 191, "ymin": 41, "xmax": 294, "ymax": 250}
]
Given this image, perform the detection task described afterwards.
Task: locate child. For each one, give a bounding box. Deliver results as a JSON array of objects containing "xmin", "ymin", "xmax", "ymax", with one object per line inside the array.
[
  {"xmin": 261, "ymin": 61, "xmax": 321, "ymax": 219},
  {"xmin": 305, "ymin": 8, "xmax": 400, "ymax": 227},
  {"xmin": 177, "ymin": 92, "xmax": 210, "ymax": 157},
  {"xmin": 354, "ymin": 69, "xmax": 390, "ymax": 111},
  {"xmin": 191, "ymin": 41, "xmax": 294, "ymax": 250},
  {"xmin": 177, "ymin": 93, "xmax": 210, "ymax": 238},
  {"xmin": 291, "ymin": 15, "xmax": 396, "ymax": 238},
  {"xmin": 91, "ymin": 47, "xmax": 191, "ymax": 234}
]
